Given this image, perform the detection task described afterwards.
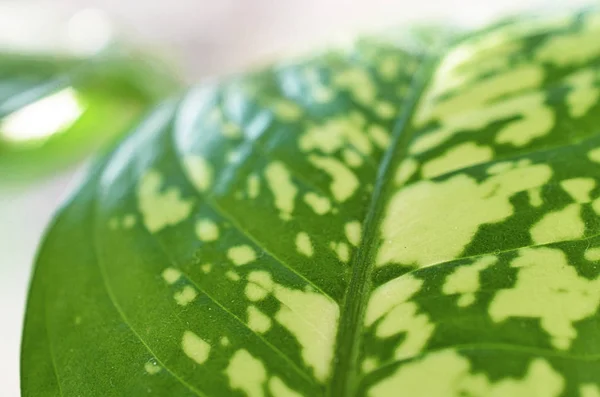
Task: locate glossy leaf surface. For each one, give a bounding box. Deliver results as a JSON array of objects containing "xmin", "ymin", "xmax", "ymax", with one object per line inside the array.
[{"xmin": 22, "ymin": 8, "xmax": 600, "ymax": 397}]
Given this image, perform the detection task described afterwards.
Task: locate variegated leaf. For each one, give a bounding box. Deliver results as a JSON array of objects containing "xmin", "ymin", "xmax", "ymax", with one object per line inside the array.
[{"xmin": 22, "ymin": 7, "xmax": 600, "ymax": 397}]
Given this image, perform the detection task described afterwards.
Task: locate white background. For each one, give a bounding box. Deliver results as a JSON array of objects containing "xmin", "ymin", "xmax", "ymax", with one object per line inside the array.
[{"xmin": 0, "ymin": 0, "xmax": 591, "ymax": 395}]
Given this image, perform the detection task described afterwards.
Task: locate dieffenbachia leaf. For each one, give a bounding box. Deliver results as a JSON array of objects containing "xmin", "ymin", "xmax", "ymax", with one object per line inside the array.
[
  {"xmin": 22, "ymin": 7, "xmax": 600, "ymax": 397},
  {"xmin": 0, "ymin": 49, "xmax": 177, "ymax": 183}
]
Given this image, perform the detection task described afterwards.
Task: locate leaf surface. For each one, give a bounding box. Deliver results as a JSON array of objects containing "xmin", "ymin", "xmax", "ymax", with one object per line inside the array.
[{"xmin": 22, "ymin": 8, "xmax": 600, "ymax": 397}]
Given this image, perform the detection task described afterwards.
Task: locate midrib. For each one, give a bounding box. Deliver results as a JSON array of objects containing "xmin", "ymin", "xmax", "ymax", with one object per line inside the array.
[{"xmin": 326, "ymin": 43, "xmax": 444, "ymax": 397}]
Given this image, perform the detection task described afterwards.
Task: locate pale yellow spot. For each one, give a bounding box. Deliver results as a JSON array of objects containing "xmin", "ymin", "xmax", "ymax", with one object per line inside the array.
[
  {"xmin": 123, "ymin": 214, "xmax": 136, "ymax": 229},
  {"xmin": 225, "ymin": 349, "xmax": 266, "ymax": 397},
  {"xmin": 581, "ymin": 384, "xmax": 600, "ymax": 397},
  {"xmin": 144, "ymin": 359, "xmax": 161, "ymax": 375},
  {"xmin": 334, "ymin": 67, "xmax": 376, "ymax": 105},
  {"xmin": 137, "ymin": 171, "xmax": 193, "ymax": 233},
  {"xmin": 422, "ymin": 142, "xmax": 493, "ymax": 178},
  {"xmin": 489, "ymin": 247, "xmax": 600, "ymax": 350},
  {"xmin": 265, "ymin": 162, "xmax": 297, "ymax": 220},
  {"xmin": 375, "ymin": 102, "xmax": 396, "ymax": 119},
  {"xmin": 303, "ymin": 192, "xmax": 331, "ymax": 215},
  {"xmin": 487, "ymin": 162, "xmax": 513, "ymax": 175},
  {"xmin": 274, "ymin": 100, "xmax": 302, "ymax": 121},
  {"xmin": 247, "ymin": 306, "xmax": 272, "ymax": 334},
  {"xmin": 222, "ymin": 122, "xmax": 242, "ymax": 139},
  {"xmin": 536, "ymin": 24, "xmax": 600, "ymax": 67},
  {"xmin": 362, "ymin": 357, "xmax": 378, "ymax": 373},
  {"xmin": 274, "ymin": 285, "xmax": 339, "ymax": 382},
  {"xmin": 336, "ymin": 242, "xmax": 350, "ymax": 263},
  {"xmin": 195, "ymin": 219, "xmax": 220, "ymax": 242},
  {"xmin": 295, "ymin": 232, "xmax": 314, "ymax": 257},
  {"xmin": 368, "ymin": 125, "xmax": 390, "ymax": 149},
  {"xmin": 589, "ymin": 148, "xmax": 600, "ymax": 163},
  {"xmin": 309, "ymin": 155, "xmax": 359, "ymax": 202},
  {"xmin": 228, "ymin": 245, "xmax": 257, "ymax": 266},
  {"xmin": 249, "ymin": 271, "xmax": 274, "ymax": 291},
  {"xmin": 530, "ymin": 204, "xmax": 584, "ymax": 246},
  {"xmin": 565, "ymin": 69, "xmax": 599, "ymax": 118},
  {"xmin": 585, "ymin": 247, "xmax": 600, "ymax": 262},
  {"xmin": 300, "ymin": 117, "xmax": 372, "ymax": 156},
  {"xmin": 226, "ymin": 271, "xmax": 241, "ymax": 281},
  {"xmin": 247, "ymin": 174, "xmax": 260, "ymax": 199},
  {"xmin": 379, "ymin": 56, "xmax": 399, "ymax": 80},
  {"xmin": 345, "ymin": 221, "xmax": 361, "ymax": 247},
  {"xmin": 182, "ymin": 331, "xmax": 211, "ymax": 365},
  {"xmin": 183, "ymin": 155, "xmax": 213, "ymax": 192},
  {"xmin": 365, "ymin": 274, "xmax": 422, "ymax": 326},
  {"xmin": 395, "ymin": 158, "xmax": 418, "ymax": 185},
  {"xmin": 443, "ymin": 256, "xmax": 497, "ymax": 307},
  {"xmin": 495, "ymin": 101, "xmax": 554, "ymax": 147},
  {"xmin": 561, "ymin": 178, "xmax": 595, "ymax": 203},
  {"xmin": 268, "ymin": 377, "xmax": 303, "ymax": 397},
  {"xmin": 343, "ymin": 149, "xmax": 363, "ymax": 168},
  {"xmin": 174, "ymin": 286, "xmax": 198, "ymax": 306},
  {"xmin": 528, "ymin": 188, "xmax": 544, "ymax": 207},
  {"xmin": 220, "ymin": 336, "xmax": 230, "ymax": 347},
  {"xmin": 201, "ymin": 263, "xmax": 212, "ymax": 273},
  {"xmin": 162, "ymin": 267, "xmax": 182, "ymax": 285},
  {"xmin": 368, "ymin": 349, "xmax": 564, "ymax": 397},
  {"xmin": 377, "ymin": 162, "xmax": 552, "ymax": 267}
]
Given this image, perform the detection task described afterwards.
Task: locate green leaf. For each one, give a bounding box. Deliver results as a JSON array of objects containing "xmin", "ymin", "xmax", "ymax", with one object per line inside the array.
[
  {"xmin": 22, "ymin": 7, "xmax": 600, "ymax": 397},
  {"xmin": 0, "ymin": 48, "xmax": 179, "ymax": 183}
]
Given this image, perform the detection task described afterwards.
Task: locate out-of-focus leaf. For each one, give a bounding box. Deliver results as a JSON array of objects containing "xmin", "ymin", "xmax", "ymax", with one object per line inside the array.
[{"xmin": 21, "ymin": 6, "xmax": 600, "ymax": 397}]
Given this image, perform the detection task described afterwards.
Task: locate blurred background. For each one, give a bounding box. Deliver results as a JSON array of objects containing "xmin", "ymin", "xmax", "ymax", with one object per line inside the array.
[{"xmin": 0, "ymin": 0, "xmax": 591, "ymax": 395}]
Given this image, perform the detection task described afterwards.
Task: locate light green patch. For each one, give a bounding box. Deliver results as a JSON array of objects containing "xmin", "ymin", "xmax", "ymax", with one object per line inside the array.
[
  {"xmin": 295, "ymin": 232, "xmax": 314, "ymax": 257},
  {"xmin": 588, "ymin": 148, "xmax": 600, "ymax": 163},
  {"xmin": 182, "ymin": 331, "xmax": 211, "ymax": 365},
  {"xmin": 201, "ymin": 263, "xmax": 212, "ymax": 273},
  {"xmin": 195, "ymin": 218, "xmax": 220, "ymax": 242},
  {"xmin": 273, "ymin": 284, "xmax": 339, "ymax": 382},
  {"xmin": 273, "ymin": 100, "xmax": 302, "ymax": 121},
  {"xmin": 489, "ymin": 247, "xmax": 600, "ymax": 350},
  {"xmin": 222, "ymin": 122, "xmax": 242, "ymax": 139},
  {"xmin": 247, "ymin": 174, "xmax": 261, "ymax": 199},
  {"xmin": 137, "ymin": 171, "xmax": 193, "ymax": 233},
  {"xmin": 225, "ymin": 349, "xmax": 266, "ymax": 397},
  {"xmin": 265, "ymin": 161, "xmax": 297, "ymax": 221},
  {"xmin": 226, "ymin": 270, "xmax": 241, "ymax": 281},
  {"xmin": 300, "ymin": 117, "xmax": 371, "ymax": 156},
  {"xmin": 268, "ymin": 377, "xmax": 303, "ymax": 397},
  {"xmin": 379, "ymin": 56, "xmax": 399, "ymax": 80},
  {"xmin": 345, "ymin": 221, "xmax": 362, "ymax": 247},
  {"xmin": 228, "ymin": 245, "xmax": 257, "ymax": 266},
  {"xmin": 421, "ymin": 142, "xmax": 493, "ymax": 178},
  {"xmin": 174, "ymin": 286, "xmax": 198, "ymax": 306},
  {"xmin": 377, "ymin": 162, "xmax": 552, "ymax": 267},
  {"xmin": 123, "ymin": 214, "xmax": 136, "ymax": 229},
  {"xmin": 565, "ymin": 69, "xmax": 599, "ymax": 118},
  {"xmin": 585, "ymin": 247, "xmax": 600, "ymax": 262},
  {"xmin": 375, "ymin": 101, "xmax": 396, "ymax": 119},
  {"xmin": 247, "ymin": 305, "xmax": 272, "ymax": 334},
  {"xmin": 334, "ymin": 242, "xmax": 350, "ymax": 263},
  {"xmin": 144, "ymin": 359, "xmax": 161, "ymax": 375},
  {"xmin": 183, "ymin": 155, "xmax": 213, "ymax": 192},
  {"xmin": 528, "ymin": 188, "xmax": 544, "ymax": 207},
  {"xmin": 220, "ymin": 336, "xmax": 230, "ymax": 347},
  {"xmin": 368, "ymin": 125, "xmax": 390, "ymax": 149},
  {"xmin": 487, "ymin": 161, "xmax": 513, "ymax": 175},
  {"xmin": 395, "ymin": 158, "xmax": 418, "ymax": 185},
  {"xmin": 536, "ymin": 24, "xmax": 600, "ymax": 67},
  {"xmin": 334, "ymin": 67, "xmax": 376, "ymax": 105},
  {"xmin": 303, "ymin": 192, "xmax": 331, "ymax": 215},
  {"xmin": 581, "ymin": 384, "xmax": 600, "ymax": 397},
  {"xmin": 74, "ymin": 316, "xmax": 82, "ymax": 325},
  {"xmin": 361, "ymin": 357, "xmax": 378, "ymax": 373},
  {"xmin": 309, "ymin": 155, "xmax": 359, "ymax": 202},
  {"xmin": 245, "ymin": 271, "xmax": 273, "ymax": 302},
  {"xmin": 312, "ymin": 85, "xmax": 335, "ymax": 103},
  {"xmin": 108, "ymin": 217, "xmax": 119, "ymax": 230},
  {"xmin": 560, "ymin": 178, "xmax": 595, "ymax": 203},
  {"xmin": 530, "ymin": 204, "xmax": 585, "ymax": 245},
  {"xmin": 368, "ymin": 349, "xmax": 564, "ymax": 397},
  {"xmin": 365, "ymin": 274, "xmax": 422, "ymax": 326},
  {"xmin": 443, "ymin": 256, "xmax": 497, "ymax": 307},
  {"xmin": 343, "ymin": 148, "xmax": 363, "ymax": 168},
  {"xmin": 162, "ymin": 267, "xmax": 182, "ymax": 285}
]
